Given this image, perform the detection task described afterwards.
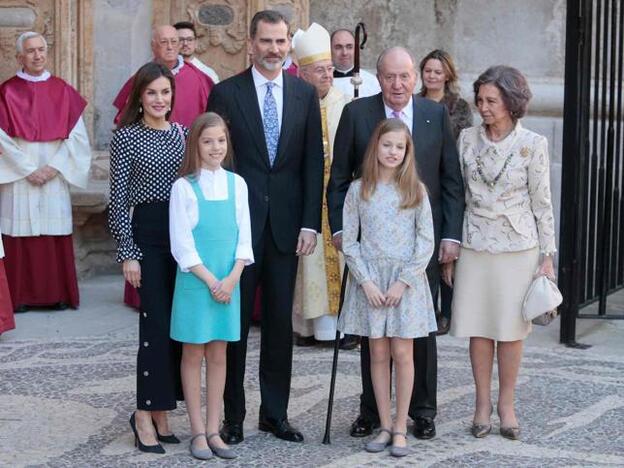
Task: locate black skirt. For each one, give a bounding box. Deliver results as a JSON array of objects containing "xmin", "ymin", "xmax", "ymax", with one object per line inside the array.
[{"xmin": 133, "ymin": 202, "xmax": 183, "ymax": 410}]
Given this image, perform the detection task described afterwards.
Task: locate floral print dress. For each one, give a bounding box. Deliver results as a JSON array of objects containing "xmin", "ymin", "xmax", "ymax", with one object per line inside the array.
[{"xmin": 337, "ymin": 180, "xmax": 438, "ymax": 339}]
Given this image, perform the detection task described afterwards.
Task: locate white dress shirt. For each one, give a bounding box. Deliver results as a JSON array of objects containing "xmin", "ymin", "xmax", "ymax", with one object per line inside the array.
[
  {"xmin": 384, "ymin": 97, "xmax": 414, "ymax": 132},
  {"xmin": 169, "ymin": 168, "xmax": 254, "ymax": 272},
  {"xmin": 251, "ymin": 65, "xmax": 284, "ymax": 129}
]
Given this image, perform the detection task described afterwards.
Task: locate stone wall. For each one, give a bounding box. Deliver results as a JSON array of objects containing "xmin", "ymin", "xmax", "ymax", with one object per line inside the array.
[
  {"xmin": 311, "ymin": 0, "xmax": 566, "ymax": 247},
  {"xmin": 0, "ymin": 0, "xmax": 567, "ymax": 278}
]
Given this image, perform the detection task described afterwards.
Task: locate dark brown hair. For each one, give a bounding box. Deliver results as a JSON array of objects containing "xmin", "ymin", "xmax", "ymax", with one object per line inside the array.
[
  {"xmin": 418, "ymin": 49, "xmax": 460, "ymax": 99},
  {"xmin": 117, "ymin": 62, "xmax": 175, "ymax": 129},
  {"xmin": 473, "ymin": 65, "xmax": 532, "ymax": 121},
  {"xmin": 249, "ymin": 10, "xmax": 289, "ymax": 38},
  {"xmin": 178, "ymin": 112, "xmax": 234, "ymax": 179},
  {"xmin": 360, "ymin": 118, "xmax": 425, "ymax": 209},
  {"xmin": 173, "ymin": 21, "xmax": 196, "ymax": 35}
]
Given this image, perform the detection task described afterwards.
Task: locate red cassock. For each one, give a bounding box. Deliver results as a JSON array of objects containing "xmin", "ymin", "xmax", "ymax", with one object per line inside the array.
[
  {"xmin": 0, "ymin": 75, "xmax": 87, "ymax": 310},
  {"xmin": 113, "ymin": 61, "xmax": 213, "ymax": 309},
  {"xmin": 0, "ymin": 259, "xmax": 15, "ymax": 334},
  {"xmin": 112, "ymin": 60, "xmax": 213, "ymax": 128}
]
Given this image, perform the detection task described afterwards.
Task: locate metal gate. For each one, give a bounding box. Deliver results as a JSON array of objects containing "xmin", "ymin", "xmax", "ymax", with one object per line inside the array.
[{"xmin": 559, "ymin": 0, "xmax": 624, "ymax": 345}]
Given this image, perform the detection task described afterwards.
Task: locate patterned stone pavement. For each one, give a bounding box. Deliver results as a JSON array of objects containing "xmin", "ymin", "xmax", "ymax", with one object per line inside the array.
[{"xmin": 0, "ymin": 278, "xmax": 623, "ymax": 467}]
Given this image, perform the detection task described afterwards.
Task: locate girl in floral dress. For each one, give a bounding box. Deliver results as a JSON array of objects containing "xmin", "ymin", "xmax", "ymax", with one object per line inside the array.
[{"xmin": 338, "ymin": 118, "xmax": 437, "ymax": 457}]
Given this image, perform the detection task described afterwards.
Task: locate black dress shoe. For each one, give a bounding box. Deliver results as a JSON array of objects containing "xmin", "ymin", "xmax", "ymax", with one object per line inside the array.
[
  {"xmin": 413, "ymin": 416, "xmax": 436, "ymax": 439},
  {"xmin": 14, "ymin": 305, "xmax": 28, "ymax": 313},
  {"xmin": 350, "ymin": 415, "xmax": 379, "ymax": 438},
  {"xmin": 339, "ymin": 334, "xmax": 360, "ymax": 350},
  {"xmin": 436, "ymin": 316, "xmax": 450, "ymax": 335},
  {"xmin": 54, "ymin": 302, "xmax": 69, "ymax": 311},
  {"xmin": 129, "ymin": 412, "xmax": 165, "ymax": 454},
  {"xmin": 258, "ymin": 418, "xmax": 304, "ymax": 442},
  {"xmin": 152, "ymin": 418, "xmax": 181, "ymax": 444},
  {"xmin": 294, "ymin": 334, "xmax": 317, "ymax": 347},
  {"xmin": 220, "ymin": 421, "xmax": 244, "ymax": 445}
]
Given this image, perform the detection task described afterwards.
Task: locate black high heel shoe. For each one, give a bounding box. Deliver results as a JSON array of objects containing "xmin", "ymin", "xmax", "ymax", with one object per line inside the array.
[
  {"xmin": 129, "ymin": 412, "xmax": 165, "ymax": 454},
  {"xmin": 152, "ymin": 418, "xmax": 181, "ymax": 444}
]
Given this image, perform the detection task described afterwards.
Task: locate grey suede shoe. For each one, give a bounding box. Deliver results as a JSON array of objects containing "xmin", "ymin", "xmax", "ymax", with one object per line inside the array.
[
  {"xmin": 207, "ymin": 432, "xmax": 237, "ymax": 459},
  {"xmin": 189, "ymin": 434, "xmax": 213, "ymax": 460},
  {"xmin": 364, "ymin": 428, "xmax": 392, "ymax": 453},
  {"xmin": 390, "ymin": 431, "xmax": 409, "ymax": 458}
]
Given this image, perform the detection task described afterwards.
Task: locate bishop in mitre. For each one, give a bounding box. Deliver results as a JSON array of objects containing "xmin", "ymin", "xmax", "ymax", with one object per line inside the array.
[{"xmin": 291, "ymin": 23, "xmax": 353, "ymax": 347}]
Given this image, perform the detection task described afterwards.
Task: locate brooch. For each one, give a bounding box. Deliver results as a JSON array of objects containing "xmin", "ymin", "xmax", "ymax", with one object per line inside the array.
[{"xmin": 520, "ymin": 146, "xmax": 530, "ymax": 158}]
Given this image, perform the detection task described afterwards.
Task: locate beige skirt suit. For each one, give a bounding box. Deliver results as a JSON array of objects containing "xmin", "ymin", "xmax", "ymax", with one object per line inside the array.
[{"xmin": 450, "ymin": 123, "xmax": 557, "ymax": 342}]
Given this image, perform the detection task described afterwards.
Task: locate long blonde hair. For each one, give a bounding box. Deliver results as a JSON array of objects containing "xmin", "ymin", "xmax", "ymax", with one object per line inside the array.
[
  {"xmin": 178, "ymin": 112, "xmax": 234, "ymax": 179},
  {"xmin": 360, "ymin": 118, "xmax": 424, "ymax": 209}
]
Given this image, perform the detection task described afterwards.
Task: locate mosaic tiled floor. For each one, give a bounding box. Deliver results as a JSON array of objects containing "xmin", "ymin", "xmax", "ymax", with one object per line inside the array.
[{"xmin": 1, "ymin": 329, "xmax": 623, "ymax": 467}]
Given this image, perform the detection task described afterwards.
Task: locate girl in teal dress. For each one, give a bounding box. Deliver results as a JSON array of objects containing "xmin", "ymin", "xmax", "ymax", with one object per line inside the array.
[{"xmin": 169, "ymin": 112, "xmax": 253, "ymax": 460}]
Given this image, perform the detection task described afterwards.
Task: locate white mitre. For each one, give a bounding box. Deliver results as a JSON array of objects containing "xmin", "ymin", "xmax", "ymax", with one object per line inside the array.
[{"xmin": 292, "ymin": 22, "xmax": 331, "ymax": 66}]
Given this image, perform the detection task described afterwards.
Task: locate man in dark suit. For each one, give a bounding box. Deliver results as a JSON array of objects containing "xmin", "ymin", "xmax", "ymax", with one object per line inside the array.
[
  {"xmin": 327, "ymin": 47, "xmax": 465, "ymax": 440},
  {"xmin": 207, "ymin": 10, "xmax": 324, "ymax": 444}
]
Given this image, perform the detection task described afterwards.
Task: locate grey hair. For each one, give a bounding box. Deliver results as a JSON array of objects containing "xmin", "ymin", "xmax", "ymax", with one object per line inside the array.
[
  {"xmin": 16, "ymin": 32, "xmax": 47, "ymax": 54},
  {"xmin": 376, "ymin": 47, "xmax": 417, "ymax": 74},
  {"xmin": 473, "ymin": 65, "xmax": 532, "ymax": 121}
]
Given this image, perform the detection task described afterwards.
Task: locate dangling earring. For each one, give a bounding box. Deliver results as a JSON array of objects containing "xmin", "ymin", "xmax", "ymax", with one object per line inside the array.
[{"xmin": 139, "ymin": 105, "xmax": 143, "ymax": 113}]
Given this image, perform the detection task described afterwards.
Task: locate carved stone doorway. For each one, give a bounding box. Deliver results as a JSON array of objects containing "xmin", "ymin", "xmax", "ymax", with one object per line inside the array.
[{"xmin": 153, "ymin": 0, "xmax": 309, "ymax": 79}]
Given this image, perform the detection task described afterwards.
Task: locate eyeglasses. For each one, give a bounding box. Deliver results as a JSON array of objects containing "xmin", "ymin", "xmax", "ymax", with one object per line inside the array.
[
  {"xmin": 178, "ymin": 37, "xmax": 195, "ymax": 44},
  {"xmin": 312, "ymin": 65, "xmax": 335, "ymax": 76}
]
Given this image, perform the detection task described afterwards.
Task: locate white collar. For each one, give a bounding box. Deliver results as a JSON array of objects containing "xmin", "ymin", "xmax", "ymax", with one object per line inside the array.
[
  {"xmin": 335, "ymin": 65, "xmax": 354, "ymax": 74},
  {"xmin": 201, "ymin": 166, "xmax": 224, "ymax": 176},
  {"xmin": 17, "ymin": 69, "xmax": 51, "ymax": 82},
  {"xmin": 170, "ymin": 55, "xmax": 184, "ymax": 75},
  {"xmin": 383, "ymin": 97, "xmax": 414, "ymax": 119},
  {"xmin": 251, "ymin": 65, "xmax": 283, "ymax": 89},
  {"xmin": 282, "ymin": 55, "xmax": 293, "ymax": 69}
]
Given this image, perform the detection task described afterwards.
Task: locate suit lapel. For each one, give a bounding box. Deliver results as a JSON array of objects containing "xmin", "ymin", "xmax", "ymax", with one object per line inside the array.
[
  {"xmin": 274, "ymin": 71, "xmax": 295, "ymax": 167},
  {"xmin": 411, "ymin": 96, "xmax": 427, "ymax": 141},
  {"xmin": 367, "ymin": 93, "xmax": 387, "ymax": 134},
  {"xmin": 234, "ymin": 68, "xmax": 270, "ymax": 168}
]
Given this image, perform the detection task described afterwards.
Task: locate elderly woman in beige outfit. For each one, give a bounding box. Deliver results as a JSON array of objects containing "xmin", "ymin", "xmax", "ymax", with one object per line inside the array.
[{"xmin": 447, "ymin": 66, "xmax": 556, "ymax": 440}]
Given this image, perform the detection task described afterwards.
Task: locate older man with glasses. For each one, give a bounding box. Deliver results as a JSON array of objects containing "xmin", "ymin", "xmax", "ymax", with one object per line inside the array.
[{"xmin": 113, "ymin": 25, "xmax": 214, "ymax": 127}]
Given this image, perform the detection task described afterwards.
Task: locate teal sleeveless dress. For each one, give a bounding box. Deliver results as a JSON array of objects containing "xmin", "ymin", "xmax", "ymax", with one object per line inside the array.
[{"xmin": 170, "ymin": 171, "xmax": 241, "ymax": 343}]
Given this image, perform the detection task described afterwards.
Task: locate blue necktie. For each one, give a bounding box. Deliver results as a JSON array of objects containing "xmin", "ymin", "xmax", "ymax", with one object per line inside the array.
[{"xmin": 263, "ymin": 82, "xmax": 279, "ymax": 166}]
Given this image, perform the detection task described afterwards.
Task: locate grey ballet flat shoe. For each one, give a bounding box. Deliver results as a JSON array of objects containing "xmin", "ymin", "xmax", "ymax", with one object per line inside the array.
[
  {"xmin": 364, "ymin": 428, "xmax": 392, "ymax": 453},
  {"xmin": 500, "ymin": 426, "xmax": 521, "ymax": 440},
  {"xmin": 390, "ymin": 431, "xmax": 409, "ymax": 457},
  {"xmin": 189, "ymin": 433, "xmax": 213, "ymax": 460},
  {"xmin": 471, "ymin": 422, "xmax": 492, "ymax": 438},
  {"xmin": 207, "ymin": 432, "xmax": 237, "ymax": 459}
]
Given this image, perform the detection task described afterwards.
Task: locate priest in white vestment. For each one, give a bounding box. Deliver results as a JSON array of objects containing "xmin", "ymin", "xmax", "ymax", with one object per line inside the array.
[
  {"xmin": 331, "ymin": 28, "xmax": 381, "ymax": 99},
  {"xmin": 0, "ymin": 32, "xmax": 92, "ymax": 311}
]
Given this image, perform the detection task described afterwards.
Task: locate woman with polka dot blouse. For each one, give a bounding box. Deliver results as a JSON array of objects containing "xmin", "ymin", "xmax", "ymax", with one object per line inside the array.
[{"xmin": 108, "ymin": 62, "xmax": 187, "ymax": 454}]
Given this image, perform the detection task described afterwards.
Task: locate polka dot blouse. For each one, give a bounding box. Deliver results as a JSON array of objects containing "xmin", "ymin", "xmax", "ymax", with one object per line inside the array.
[{"xmin": 108, "ymin": 121, "xmax": 188, "ymax": 262}]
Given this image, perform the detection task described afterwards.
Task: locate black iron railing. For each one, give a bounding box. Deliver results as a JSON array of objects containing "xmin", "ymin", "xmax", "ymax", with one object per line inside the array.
[{"xmin": 560, "ymin": 0, "xmax": 624, "ymax": 345}]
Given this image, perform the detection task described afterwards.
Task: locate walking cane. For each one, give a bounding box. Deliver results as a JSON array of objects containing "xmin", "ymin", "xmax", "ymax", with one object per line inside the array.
[
  {"xmin": 322, "ymin": 269, "xmax": 349, "ymax": 444},
  {"xmin": 322, "ymin": 26, "xmax": 367, "ymax": 444}
]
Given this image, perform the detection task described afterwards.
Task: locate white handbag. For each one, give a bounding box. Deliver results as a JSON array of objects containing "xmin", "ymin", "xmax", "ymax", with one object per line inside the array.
[{"xmin": 522, "ymin": 275, "xmax": 563, "ymax": 323}]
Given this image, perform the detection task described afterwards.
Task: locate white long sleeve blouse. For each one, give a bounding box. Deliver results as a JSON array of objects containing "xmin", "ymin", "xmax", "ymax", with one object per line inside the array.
[{"xmin": 169, "ymin": 168, "xmax": 254, "ymax": 271}]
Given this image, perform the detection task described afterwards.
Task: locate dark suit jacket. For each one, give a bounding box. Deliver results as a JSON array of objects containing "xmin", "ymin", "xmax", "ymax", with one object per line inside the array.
[
  {"xmin": 327, "ymin": 93, "xmax": 464, "ymax": 247},
  {"xmin": 207, "ymin": 68, "xmax": 324, "ymax": 254}
]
